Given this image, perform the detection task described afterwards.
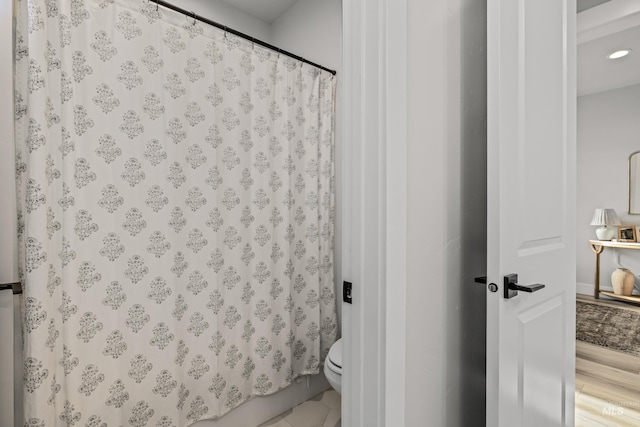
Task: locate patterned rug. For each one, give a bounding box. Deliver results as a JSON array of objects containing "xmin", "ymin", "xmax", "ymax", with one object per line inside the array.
[{"xmin": 576, "ymin": 300, "xmax": 640, "ymax": 357}]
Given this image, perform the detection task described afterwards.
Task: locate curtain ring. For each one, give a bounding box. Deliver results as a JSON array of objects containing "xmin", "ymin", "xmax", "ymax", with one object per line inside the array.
[
  {"xmin": 224, "ymin": 26, "xmax": 228, "ymax": 38},
  {"xmin": 155, "ymin": 0, "xmax": 158, "ymax": 11},
  {"xmin": 251, "ymin": 37, "xmax": 255, "ymax": 49},
  {"xmin": 192, "ymin": 11, "xmax": 196, "ymax": 25}
]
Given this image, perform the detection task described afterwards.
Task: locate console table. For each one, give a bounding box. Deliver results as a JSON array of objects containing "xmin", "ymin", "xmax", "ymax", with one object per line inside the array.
[{"xmin": 589, "ymin": 240, "xmax": 640, "ymax": 303}]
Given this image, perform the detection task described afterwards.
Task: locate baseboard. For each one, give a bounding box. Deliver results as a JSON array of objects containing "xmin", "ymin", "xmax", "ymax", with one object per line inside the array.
[
  {"xmin": 576, "ymin": 282, "xmax": 593, "ymax": 296},
  {"xmin": 576, "ymin": 283, "xmax": 613, "ymax": 297},
  {"xmin": 576, "ymin": 282, "xmax": 614, "ymax": 296}
]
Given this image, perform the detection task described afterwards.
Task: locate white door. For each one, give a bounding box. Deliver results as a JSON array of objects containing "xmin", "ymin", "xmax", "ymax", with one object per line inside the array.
[{"xmin": 487, "ymin": 0, "xmax": 576, "ymax": 426}]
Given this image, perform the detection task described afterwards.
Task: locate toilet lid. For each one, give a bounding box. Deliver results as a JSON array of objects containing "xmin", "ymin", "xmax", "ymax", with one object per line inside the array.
[{"xmin": 328, "ymin": 338, "xmax": 342, "ymax": 368}]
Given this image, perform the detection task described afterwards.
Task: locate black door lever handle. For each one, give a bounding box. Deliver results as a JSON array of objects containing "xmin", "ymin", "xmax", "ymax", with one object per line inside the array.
[
  {"xmin": 508, "ymin": 282, "xmax": 545, "ymax": 293},
  {"xmin": 504, "ymin": 273, "xmax": 545, "ymax": 299},
  {"xmin": 474, "ymin": 276, "xmax": 487, "ymax": 284}
]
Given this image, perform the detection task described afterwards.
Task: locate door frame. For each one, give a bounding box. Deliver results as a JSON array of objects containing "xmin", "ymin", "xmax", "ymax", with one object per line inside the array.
[
  {"xmin": 341, "ymin": 0, "xmax": 408, "ymax": 425},
  {"xmin": 342, "ymin": 0, "xmax": 490, "ymax": 425},
  {"xmin": 0, "ymin": 0, "xmax": 18, "ymax": 425}
]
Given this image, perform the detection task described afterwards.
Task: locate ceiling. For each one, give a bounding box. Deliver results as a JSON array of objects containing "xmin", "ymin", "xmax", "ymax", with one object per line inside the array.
[
  {"xmin": 577, "ymin": 0, "xmax": 611, "ymax": 13},
  {"xmin": 220, "ymin": 0, "xmax": 298, "ymax": 23},
  {"xmin": 578, "ymin": 25, "xmax": 640, "ymax": 96},
  {"xmin": 578, "ymin": 1, "xmax": 640, "ymax": 96}
]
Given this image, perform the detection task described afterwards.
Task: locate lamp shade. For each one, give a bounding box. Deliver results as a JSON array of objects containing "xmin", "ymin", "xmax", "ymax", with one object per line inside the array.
[{"xmin": 590, "ymin": 208, "xmax": 621, "ymax": 226}]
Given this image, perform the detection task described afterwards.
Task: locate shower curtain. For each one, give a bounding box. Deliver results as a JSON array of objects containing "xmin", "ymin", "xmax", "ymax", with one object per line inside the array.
[{"xmin": 15, "ymin": 0, "xmax": 337, "ymax": 425}]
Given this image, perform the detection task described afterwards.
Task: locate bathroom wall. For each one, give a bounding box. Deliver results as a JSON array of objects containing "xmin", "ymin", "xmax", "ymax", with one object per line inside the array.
[
  {"xmin": 173, "ymin": 0, "xmax": 271, "ymax": 40},
  {"xmin": 405, "ymin": 0, "xmax": 487, "ymax": 426},
  {"xmin": 577, "ymin": 83, "xmax": 640, "ymax": 295},
  {"xmin": 270, "ymin": 0, "xmax": 343, "ymax": 330},
  {"xmin": 270, "ymin": 0, "xmax": 342, "ymax": 70}
]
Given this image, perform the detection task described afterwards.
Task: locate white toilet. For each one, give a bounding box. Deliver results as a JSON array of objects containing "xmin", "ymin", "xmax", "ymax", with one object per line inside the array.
[{"xmin": 324, "ymin": 338, "xmax": 342, "ymax": 393}]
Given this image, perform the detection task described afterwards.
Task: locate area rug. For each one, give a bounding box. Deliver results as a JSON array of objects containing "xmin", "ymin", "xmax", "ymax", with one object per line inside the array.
[{"xmin": 576, "ymin": 300, "xmax": 640, "ymax": 357}]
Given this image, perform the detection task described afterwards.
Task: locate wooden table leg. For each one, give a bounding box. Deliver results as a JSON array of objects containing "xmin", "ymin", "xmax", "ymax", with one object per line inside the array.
[{"xmin": 590, "ymin": 243, "xmax": 604, "ymax": 299}]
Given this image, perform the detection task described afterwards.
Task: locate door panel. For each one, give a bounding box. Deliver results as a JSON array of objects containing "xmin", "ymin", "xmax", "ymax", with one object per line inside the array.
[
  {"xmin": 521, "ymin": 0, "xmax": 565, "ymax": 242},
  {"xmin": 519, "ymin": 296, "xmax": 566, "ymax": 426},
  {"xmin": 487, "ymin": 0, "xmax": 576, "ymax": 425}
]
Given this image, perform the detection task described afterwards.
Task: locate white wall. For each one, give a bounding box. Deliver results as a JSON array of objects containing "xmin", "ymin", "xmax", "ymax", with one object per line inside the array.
[
  {"xmin": 176, "ymin": 0, "xmax": 271, "ymax": 40},
  {"xmin": 405, "ymin": 0, "xmax": 487, "ymax": 426},
  {"xmin": 577, "ymin": 83, "xmax": 640, "ymax": 295},
  {"xmin": 270, "ymin": 0, "xmax": 343, "ymax": 330},
  {"xmin": 270, "ymin": 0, "xmax": 342, "ymax": 72}
]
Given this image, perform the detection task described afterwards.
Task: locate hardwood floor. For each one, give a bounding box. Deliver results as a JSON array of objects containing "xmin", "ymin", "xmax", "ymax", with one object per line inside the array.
[{"xmin": 576, "ymin": 295, "xmax": 640, "ymax": 426}]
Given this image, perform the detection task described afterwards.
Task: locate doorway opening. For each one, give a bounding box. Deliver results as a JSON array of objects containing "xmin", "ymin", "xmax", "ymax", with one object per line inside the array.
[{"xmin": 575, "ymin": 1, "xmax": 640, "ymax": 423}]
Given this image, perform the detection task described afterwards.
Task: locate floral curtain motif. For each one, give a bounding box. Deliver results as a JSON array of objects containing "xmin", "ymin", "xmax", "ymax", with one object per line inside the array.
[{"xmin": 16, "ymin": 0, "xmax": 337, "ymax": 425}]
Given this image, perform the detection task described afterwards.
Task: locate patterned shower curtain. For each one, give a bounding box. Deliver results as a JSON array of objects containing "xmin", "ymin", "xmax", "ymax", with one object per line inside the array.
[{"xmin": 15, "ymin": 0, "xmax": 337, "ymax": 425}]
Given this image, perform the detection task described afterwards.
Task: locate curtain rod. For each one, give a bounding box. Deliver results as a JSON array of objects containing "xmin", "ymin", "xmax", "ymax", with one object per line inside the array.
[{"xmin": 150, "ymin": 0, "xmax": 337, "ymax": 76}]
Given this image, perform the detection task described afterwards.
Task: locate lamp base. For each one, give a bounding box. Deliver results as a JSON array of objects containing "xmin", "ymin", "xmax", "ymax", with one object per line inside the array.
[{"xmin": 596, "ymin": 226, "xmax": 616, "ymax": 241}]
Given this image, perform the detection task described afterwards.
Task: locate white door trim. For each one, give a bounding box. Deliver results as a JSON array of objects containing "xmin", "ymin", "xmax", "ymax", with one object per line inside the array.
[
  {"xmin": 0, "ymin": 0, "xmax": 18, "ymax": 424},
  {"xmin": 384, "ymin": 0, "xmax": 408, "ymax": 424},
  {"xmin": 342, "ymin": 0, "xmax": 408, "ymax": 425}
]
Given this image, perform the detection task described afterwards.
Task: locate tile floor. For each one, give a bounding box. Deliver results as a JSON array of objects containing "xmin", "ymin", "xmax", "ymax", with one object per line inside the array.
[{"xmin": 258, "ymin": 390, "xmax": 341, "ymax": 427}]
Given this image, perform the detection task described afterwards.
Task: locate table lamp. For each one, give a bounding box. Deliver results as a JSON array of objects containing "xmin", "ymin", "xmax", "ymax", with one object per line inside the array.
[{"xmin": 590, "ymin": 208, "xmax": 620, "ymax": 240}]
